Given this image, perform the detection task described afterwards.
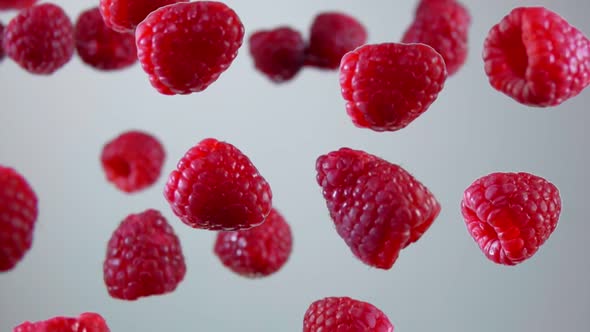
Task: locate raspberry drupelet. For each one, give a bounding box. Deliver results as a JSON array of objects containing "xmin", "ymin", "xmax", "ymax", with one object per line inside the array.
[
  {"xmin": 303, "ymin": 297, "xmax": 394, "ymax": 332},
  {"xmin": 249, "ymin": 27, "xmax": 306, "ymax": 83}
]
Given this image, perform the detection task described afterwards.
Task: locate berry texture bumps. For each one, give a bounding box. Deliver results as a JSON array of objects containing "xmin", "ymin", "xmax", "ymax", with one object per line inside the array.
[
  {"xmin": 14, "ymin": 312, "xmax": 110, "ymax": 332},
  {"xmin": 303, "ymin": 297, "xmax": 394, "ymax": 332}
]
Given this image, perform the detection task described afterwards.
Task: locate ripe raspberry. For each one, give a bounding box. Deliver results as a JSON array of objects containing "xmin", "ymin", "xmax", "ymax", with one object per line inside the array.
[
  {"xmin": 0, "ymin": 0, "xmax": 37, "ymax": 11},
  {"xmin": 75, "ymin": 7, "xmax": 137, "ymax": 71},
  {"xmin": 136, "ymin": 1, "xmax": 244, "ymax": 95},
  {"xmin": 14, "ymin": 312, "xmax": 110, "ymax": 332},
  {"xmin": 316, "ymin": 148, "xmax": 440, "ymax": 269},
  {"xmin": 164, "ymin": 138, "xmax": 272, "ymax": 231},
  {"xmin": 483, "ymin": 7, "xmax": 590, "ymax": 107},
  {"xmin": 303, "ymin": 297, "xmax": 394, "ymax": 332},
  {"xmin": 214, "ymin": 208, "xmax": 292, "ymax": 278},
  {"xmin": 3, "ymin": 3, "xmax": 74, "ymax": 75},
  {"xmin": 461, "ymin": 172, "xmax": 561, "ymax": 266},
  {"xmin": 0, "ymin": 166, "xmax": 38, "ymax": 272},
  {"xmin": 99, "ymin": 0, "xmax": 187, "ymax": 33},
  {"xmin": 249, "ymin": 27, "xmax": 305, "ymax": 83},
  {"xmin": 103, "ymin": 209, "xmax": 186, "ymax": 300},
  {"xmin": 340, "ymin": 43, "xmax": 447, "ymax": 132},
  {"xmin": 100, "ymin": 130, "xmax": 165, "ymax": 193},
  {"xmin": 305, "ymin": 12, "xmax": 368, "ymax": 69}
]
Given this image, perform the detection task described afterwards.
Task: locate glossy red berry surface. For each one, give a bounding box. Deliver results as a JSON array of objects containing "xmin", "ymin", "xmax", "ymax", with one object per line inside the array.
[
  {"xmin": 0, "ymin": 0, "xmax": 37, "ymax": 10},
  {"xmin": 99, "ymin": 0, "xmax": 187, "ymax": 33},
  {"xmin": 249, "ymin": 27, "xmax": 306, "ymax": 83},
  {"xmin": 13, "ymin": 312, "xmax": 110, "ymax": 332},
  {"xmin": 303, "ymin": 297, "xmax": 394, "ymax": 332}
]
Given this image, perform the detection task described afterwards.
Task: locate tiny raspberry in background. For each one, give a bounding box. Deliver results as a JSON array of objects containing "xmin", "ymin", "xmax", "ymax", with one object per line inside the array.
[
  {"xmin": 0, "ymin": 0, "xmax": 37, "ymax": 11},
  {"xmin": 14, "ymin": 312, "xmax": 110, "ymax": 332},
  {"xmin": 0, "ymin": 165, "xmax": 38, "ymax": 272},
  {"xmin": 99, "ymin": 0, "xmax": 187, "ymax": 33},
  {"xmin": 461, "ymin": 172, "xmax": 561, "ymax": 266},
  {"xmin": 214, "ymin": 208, "xmax": 292, "ymax": 278},
  {"xmin": 305, "ymin": 12, "xmax": 367, "ymax": 69},
  {"xmin": 483, "ymin": 7, "xmax": 590, "ymax": 107},
  {"xmin": 100, "ymin": 130, "xmax": 165, "ymax": 193},
  {"xmin": 0, "ymin": 21, "xmax": 5, "ymax": 62},
  {"xmin": 75, "ymin": 7, "xmax": 137, "ymax": 71},
  {"xmin": 340, "ymin": 43, "xmax": 447, "ymax": 132},
  {"xmin": 164, "ymin": 138, "xmax": 272, "ymax": 231},
  {"xmin": 104, "ymin": 209, "xmax": 186, "ymax": 301},
  {"xmin": 316, "ymin": 148, "xmax": 440, "ymax": 269},
  {"xmin": 303, "ymin": 297, "xmax": 394, "ymax": 332},
  {"xmin": 249, "ymin": 27, "xmax": 306, "ymax": 83},
  {"xmin": 136, "ymin": 1, "xmax": 244, "ymax": 95}
]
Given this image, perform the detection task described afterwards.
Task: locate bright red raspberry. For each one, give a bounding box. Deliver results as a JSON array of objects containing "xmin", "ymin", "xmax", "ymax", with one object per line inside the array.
[
  {"xmin": 3, "ymin": 3, "xmax": 74, "ymax": 74},
  {"xmin": 135, "ymin": 1, "xmax": 244, "ymax": 95},
  {"xmin": 100, "ymin": 130, "xmax": 165, "ymax": 193},
  {"xmin": 340, "ymin": 43, "xmax": 447, "ymax": 132},
  {"xmin": 0, "ymin": 0, "xmax": 37, "ymax": 10},
  {"xmin": 0, "ymin": 21, "xmax": 5, "ymax": 62},
  {"xmin": 164, "ymin": 138, "xmax": 272, "ymax": 231},
  {"xmin": 75, "ymin": 7, "xmax": 137, "ymax": 71},
  {"xmin": 303, "ymin": 297, "xmax": 394, "ymax": 332},
  {"xmin": 483, "ymin": 7, "xmax": 590, "ymax": 107},
  {"xmin": 99, "ymin": 0, "xmax": 187, "ymax": 33},
  {"xmin": 103, "ymin": 209, "xmax": 186, "ymax": 300},
  {"xmin": 461, "ymin": 172, "xmax": 561, "ymax": 266},
  {"xmin": 249, "ymin": 27, "xmax": 305, "ymax": 83},
  {"xmin": 13, "ymin": 312, "xmax": 110, "ymax": 332},
  {"xmin": 214, "ymin": 208, "xmax": 292, "ymax": 278},
  {"xmin": 0, "ymin": 166, "xmax": 38, "ymax": 272}
]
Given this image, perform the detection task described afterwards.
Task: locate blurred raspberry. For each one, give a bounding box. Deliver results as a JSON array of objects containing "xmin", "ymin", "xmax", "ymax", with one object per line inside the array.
[
  {"xmin": 99, "ymin": 0, "xmax": 187, "ymax": 33},
  {"xmin": 0, "ymin": 0, "xmax": 37, "ymax": 11},
  {"xmin": 13, "ymin": 312, "xmax": 110, "ymax": 332},
  {"xmin": 249, "ymin": 27, "xmax": 305, "ymax": 83}
]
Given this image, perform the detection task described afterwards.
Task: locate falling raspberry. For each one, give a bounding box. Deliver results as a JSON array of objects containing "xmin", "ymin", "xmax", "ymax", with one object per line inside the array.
[
  {"xmin": 249, "ymin": 27, "xmax": 306, "ymax": 83},
  {"xmin": 0, "ymin": 0, "xmax": 37, "ymax": 11},
  {"xmin": 0, "ymin": 21, "xmax": 5, "ymax": 62},
  {"xmin": 303, "ymin": 297, "xmax": 394, "ymax": 332},
  {"xmin": 99, "ymin": 0, "xmax": 188, "ymax": 33},
  {"xmin": 14, "ymin": 312, "xmax": 110, "ymax": 332}
]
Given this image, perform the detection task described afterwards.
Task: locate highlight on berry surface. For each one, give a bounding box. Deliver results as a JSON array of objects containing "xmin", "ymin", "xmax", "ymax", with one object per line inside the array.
[
  {"xmin": 14, "ymin": 312, "xmax": 111, "ymax": 332},
  {"xmin": 249, "ymin": 27, "xmax": 306, "ymax": 83}
]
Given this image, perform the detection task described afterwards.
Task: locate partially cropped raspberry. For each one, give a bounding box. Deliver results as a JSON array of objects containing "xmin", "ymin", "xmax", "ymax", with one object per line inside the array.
[
  {"xmin": 14, "ymin": 312, "xmax": 110, "ymax": 332},
  {"xmin": 0, "ymin": 166, "xmax": 38, "ymax": 272},
  {"xmin": 100, "ymin": 130, "xmax": 165, "ymax": 193},
  {"xmin": 249, "ymin": 27, "xmax": 305, "ymax": 83},
  {"xmin": 483, "ymin": 7, "xmax": 590, "ymax": 107},
  {"xmin": 75, "ymin": 7, "xmax": 137, "ymax": 71},
  {"xmin": 103, "ymin": 209, "xmax": 186, "ymax": 300},
  {"xmin": 316, "ymin": 148, "xmax": 440, "ymax": 269},
  {"xmin": 3, "ymin": 3, "xmax": 74, "ymax": 74},
  {"xmin": 305, "ymin": 12, "xmax": 367, "ymax": 69},
  {"xmin": 99, "ymin": 0, "xmax": 187, "ymax": 33},
  {"xmin": 214, "ymin": 208, "xmax": 292, "ymax": 278},
  {"xmin": 340, "ymin": 43, "xmax": 447, "ymax": 132},
  {"xmin": 136, "ymin": 1, "xmax": 244, "ymax": 95},
  {"xmin": 0, "ymin": 0, "xmax": 37, "ymax": 10},
  {"xmin": 303, "ymin": 297, "xmax": 394, "ymax": 332},
  {"xmin": 461, "ymin": 172, "xmax": 561, "ymax": 265},
  {"xmin": 0, "ymin": 21, "xmax": 5, "ymax": 62}
]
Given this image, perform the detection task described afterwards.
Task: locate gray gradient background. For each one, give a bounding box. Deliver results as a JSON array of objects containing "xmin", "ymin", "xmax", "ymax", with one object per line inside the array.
[{"xmin": 1, "ymin": 0, "xmax": 589, "ymax": 330}]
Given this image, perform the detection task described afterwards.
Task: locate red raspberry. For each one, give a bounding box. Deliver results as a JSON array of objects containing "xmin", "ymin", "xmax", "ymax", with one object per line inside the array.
[
  {"xmin": 305, "ymin": 12, "xmax": 368, "ymax": 70},
  {"xmin": 164, "ymin": 138, "xmax": 272, "ymax": 231},
  {"xmin": 99, "ymin": 0, "xmax": 187, "ymax": 33},
  {"xmin": 14, "ymin": 312, "xmax": 110, "ymax": 332},
  {"xmin": 461, "ymin": 172, "xmax": 561, "ymax": 266},
  {"xmin": 103, "ymin": 209, "xmax": 186, "ymax": 300},
  {"xmin": 483, "ymin": 7, "xmax": 590, "ymax": 107},
  {"xmin": 100, "ymin": 130, "xmax": 165, "ymax": 193},
  {"xmin": 340, "ymin": 43, "xmax": 447, "ymax": 132},
  {"xmin": 249, "ymin": 27, "xmax": 306, "ymax": 83},
  {"xmin": 0, "ymin": 0, "xmax": 37, "ymax": 10},
  {"xmin": 75, "ymin": 7, "xmax": 137, "ymax": 71},
  {"xmin": 135, "ymin": 1, "xmax": 244, "ymax": 95},
  {"xmin": 303, "ymin": 297, "xmax": 394, "ymax": 332},
  {"xmin": 3, "ymin": 3, "xmax": 74, "ymax": 75},
  {"xmin": 0, "ymin": 165, "xmax": 38, "ymax": 272},
  {"xmin": 214, "ymin": 208, "xmax": 292, "ymax": 278},
  {"xmin": 0, "ymin": 21, "xmax": 5, "ymax": 62}
]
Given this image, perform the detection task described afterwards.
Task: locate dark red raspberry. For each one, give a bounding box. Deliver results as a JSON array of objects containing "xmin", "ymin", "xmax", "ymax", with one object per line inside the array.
[
  {"xmin": 100, "ymin": 130, "xmax": 165, "ymax": 193},
  {"xmin": 103, "ymin": 209, "xmax": 186, "ymax": 300},
  {"xmin": 75, "ymin": 7, "xmax": 137, "ymax": 71},
  {"xmin": 316, "ymin": 148, "xmax": 440, "ymax": 269},
  {"xmin": 99, "ymin": 0, "xmax": 187, "ymax": 33},
  {"xmin": 461, "ymin": 172, "xmax": 561, "ymax": 266},
  {"xmin": 0, "ymin": 21, "xmax": 5, "ymax": 62},
  {"xmin": 214, "ymin": 208, "xmax": 292, "ymax": 278},
  {"xmin": 249, "ymin": 27, "xmax": 305, "ymax": 83},
  {"xmin": 3, "ymin": 3, "xmax": 74, "ymax": 75},
  {"xmin": 0, "ymin": 0, "xmax": 37, "ymax": 10},
  {"xmin": 483, "ymin": 7, "xmax": 590, "ymax": 107},
  {"xmin": 340, "ymin": 43, "xmax": 447, "ymax": 132},
  {"xmin": 303, "ymin": 297, "xmax": 394, "ymax": 332},
  {"xmin": 135, "ymin": 1, "xmax": 244, "ymax": 95},
  {"xmin": 14, "ymin": 312, "xmax": 110, "ymax": 332},
  {"xmin": 0, "ymin": 165, "xmax": 38, "ymax": 272},
  {"xmin": 305, "ymin": 12, "xmax": 367, "ymax": 70}
]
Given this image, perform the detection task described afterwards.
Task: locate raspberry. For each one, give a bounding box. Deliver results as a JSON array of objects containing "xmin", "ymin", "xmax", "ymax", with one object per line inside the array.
[
  {"xmin": 249, "ymin": 27, "xmax": 306, "ymax": 83},
  {"xmin": 214, "ymin": 208, "xmax": 292, "ymax": 278},
  {"xmin": 99, "ymin": 0, "xmax": 187, "ymax": 33},
  {"xmin": 461, "ymin": 172, "xmax": 561, "ymax": 266},
  {"xmin": 75, "ymin": 7, "xmax": 137, "ymax": 71},
  {"xmin": 3, "ymin": 3, "xmax": 74, "ymax": 75},
  {"xmin": 0, "ymin": 21, "xmax": 5, "ymax": 62},
  {"xmin": 0, "ymin": 166, "xmax": 38, "ymax": 272},
  {"xmin": 0, "ymin": 0, "xmax": 37, "ymax": 10},
  {"xmin": 13, "ymin": 312, "xmax": 110, "ymax": 332},
  {"xmin": 305, "ymin": 12, "xmax": 368, "ymax": 69},
  {"xmin": 316, "ymin": 148, "xmax": 440, "ymax": 269},
  {"xmin": 135, "ymin": 1, "xmax": 244, "ymax": 95},
  {"xmin": 340, "ymin": 43, "xmax": 447, "ymax": 132},
  {"xmin": 164, "ymin": 138, "xmax": 272, "ymax": 231},
  {"xmin": 100, "ymin": 130, "xmax": 165, "ymax": 193},
  {"xmin": 483, "ymin": 7, "xmax": 590, "ymax": 107},
  {"xmin": 303, "ymin": 297, "xmax": 394, "ymax": 332},
  {"xmin": 103, "ymin": 209, "xmax": 186, "ymax": 300}
]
